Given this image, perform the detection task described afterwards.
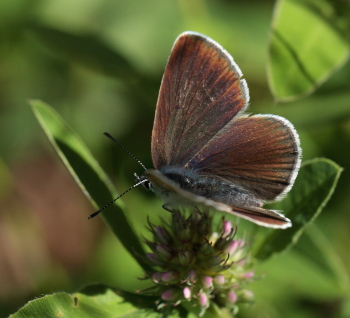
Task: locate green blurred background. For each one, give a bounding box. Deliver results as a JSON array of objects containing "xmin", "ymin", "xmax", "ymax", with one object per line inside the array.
[{"xmin": 1, "ymin": 0, "xmax": 350, "ymax": 317}]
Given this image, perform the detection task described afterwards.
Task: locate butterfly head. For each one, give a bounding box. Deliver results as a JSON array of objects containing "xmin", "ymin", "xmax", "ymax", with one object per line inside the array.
[{"xmin": 135, "ymin": 173, "xmax": 152, "ymax": 190}]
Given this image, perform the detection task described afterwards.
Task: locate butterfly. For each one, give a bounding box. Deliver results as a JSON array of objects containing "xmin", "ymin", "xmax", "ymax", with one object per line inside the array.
[
  {"xmin": 142, "ymin": 31, "xmax": 301, "ymax": 229},
  {"xmin": 90, "ymin": 31, "xmax": 301, "ymax": 229}
]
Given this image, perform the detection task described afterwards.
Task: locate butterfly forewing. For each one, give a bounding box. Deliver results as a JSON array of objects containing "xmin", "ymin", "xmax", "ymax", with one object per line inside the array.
[
  {"xmin": 151, "ymin": 32, "xmax": 249, "ymax": 169},
  {"xmin": 188, "ymin": 115, "xmax": 301, "ymax": 201}
]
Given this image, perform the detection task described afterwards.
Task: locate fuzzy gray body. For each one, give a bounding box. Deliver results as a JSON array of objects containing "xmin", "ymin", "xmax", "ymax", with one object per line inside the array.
[{"xmin": 157, "ymin": 166, "xmax": 261, "ymax": 209}]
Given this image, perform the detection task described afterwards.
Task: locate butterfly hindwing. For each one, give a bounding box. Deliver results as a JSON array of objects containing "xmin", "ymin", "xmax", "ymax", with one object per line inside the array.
[{"xmin": 188, "ymin": 114, "xmax": 301, "ymax": 201}]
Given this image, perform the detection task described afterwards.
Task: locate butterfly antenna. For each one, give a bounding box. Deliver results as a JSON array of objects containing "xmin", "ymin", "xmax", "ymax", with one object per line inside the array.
[
  {"xmin": 103, "ymin": 132, "xmax": 146, "ymax": 170},
  {"xmin": 88, "ymin": 177, "xmax": 148, "ymax": 219}
]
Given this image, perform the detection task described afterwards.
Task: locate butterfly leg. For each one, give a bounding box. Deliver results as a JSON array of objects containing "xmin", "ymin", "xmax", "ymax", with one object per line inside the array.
[{"xmin": 162, "ymin": 203, "xmax": 176, "ymax": 213}]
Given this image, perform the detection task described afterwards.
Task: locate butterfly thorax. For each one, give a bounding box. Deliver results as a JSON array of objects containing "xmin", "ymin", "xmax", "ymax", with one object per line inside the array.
[{"xmin": 157, "ymin": 166, "xmax": 262, "ymax": 208}]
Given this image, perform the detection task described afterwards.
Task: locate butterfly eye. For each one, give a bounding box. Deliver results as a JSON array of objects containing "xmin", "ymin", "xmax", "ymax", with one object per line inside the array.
[
  {"xmin": 143, "ymin": 180, "xmax": 152, "ymax": 190},
  {"xmin": 134, "ymin": 173, "xmax": 152, "ymax": 190}
]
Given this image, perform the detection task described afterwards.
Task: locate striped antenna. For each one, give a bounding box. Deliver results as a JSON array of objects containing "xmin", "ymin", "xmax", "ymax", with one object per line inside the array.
[
  {"xmin": 88, "ymin": 178, "xmax": 148, "ymax": 219},
  {"xmin": 103, "ymin": 132, "xmax": 146, "ymax": 170},
  {"xmin": 88, "ymin": 132, "xmax": 148, "ymax": 219}
]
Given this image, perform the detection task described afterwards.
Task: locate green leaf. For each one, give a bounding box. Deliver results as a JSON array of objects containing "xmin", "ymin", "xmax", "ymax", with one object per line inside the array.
[
  {"xmin": 254, "ymin": 158, "xmax": 343, "ymax": 260},
  {"xmin": 268, "ymin": 0, "xmax": 350, "ymax": 101},
  {"xmin": 9, "ymin": 285, "xmax": 160, "ymax": 318},
  {"xmin": 30, "ymin": 100, "xmax": 152, "ymax": 273}
]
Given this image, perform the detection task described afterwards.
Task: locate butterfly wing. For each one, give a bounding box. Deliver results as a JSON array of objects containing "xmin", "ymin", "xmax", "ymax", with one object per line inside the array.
[
  {"xmin": 151, "ymin": 31, "xmax": 249, "ymax": 169},
  {"xmin": 145, "ymin": 169, "xmax": 291, "ymax": 229},
  {"xmin": 188, "ymin": 114, "xmax": 301, "ymax": 202}
]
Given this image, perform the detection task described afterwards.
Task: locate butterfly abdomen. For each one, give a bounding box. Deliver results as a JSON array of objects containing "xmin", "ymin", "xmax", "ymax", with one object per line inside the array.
[{"xmin": 160, "ymin": 166, "xmax": 261, "ymax": 208}]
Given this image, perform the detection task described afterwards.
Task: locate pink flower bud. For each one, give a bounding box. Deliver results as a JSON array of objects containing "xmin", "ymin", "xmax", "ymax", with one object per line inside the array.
[
  {"xmin": 161, "ymin": 289, "xmax": 180, "ymax": 301},
  {"xmin": 152, "ymin": 272, "xmax": 163, "ymax": 283},
  {"xmin": 214, "ymin": 275, "xmax": 225, "ymax": 285},
  {"xmin": 183, "ymin": 286, "xmax": 191, "ymax": 299},
  {"xmin": 242, "ymin": 272, "xmax": 254, "ymax": 279},
  {"xmin": 198, "ymin": 292, "xmax": 209, "ymax": 307},
  {"xmin": 188, "ymin": 270, "xmax": 197, "ymax": 283},
  {"xmin": 222, "ymin": 220, "xmax": 233, "ymax": 237},
  {"xmin": 227, "ymin": 291, "xmax": 237, "ymax": 304},
  {"xmin": 202, "ymin": 276, "xmax": 213, "ymax": 289},
  {"xmin": 225, "ymin": 239, "xmax": 240, "ymax": 255},
  {"xmin": 162, "ymin": 271, "xmax": 178, "ymax": 283}
]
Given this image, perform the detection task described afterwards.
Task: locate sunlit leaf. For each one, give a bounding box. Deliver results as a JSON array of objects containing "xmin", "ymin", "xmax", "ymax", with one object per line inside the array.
[
  {"xmin": 31, "ymin": 100, "xmax": 152, "ymax": 273},
  {"xmin": 9, "ymin": 285, "xmax": 161, "ymax": 318},
  {"xmin": 268, "ymin": 0, "xmax": 350, "ymax": 101},
  {"xmin": 254, "ymin": 158, "xmax": 343, "ymax": 260}
]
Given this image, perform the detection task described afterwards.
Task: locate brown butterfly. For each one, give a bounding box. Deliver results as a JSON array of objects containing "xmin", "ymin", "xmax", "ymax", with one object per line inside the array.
[{"xmin": 91, "ymin": 32, "xmax": 301, "ymax": 229}]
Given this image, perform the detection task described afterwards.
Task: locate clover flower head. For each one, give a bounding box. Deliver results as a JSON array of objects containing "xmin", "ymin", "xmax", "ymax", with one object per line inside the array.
[{"xmin": 142, "ymin": 210, "xmax": 255, "ymax": 316}]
